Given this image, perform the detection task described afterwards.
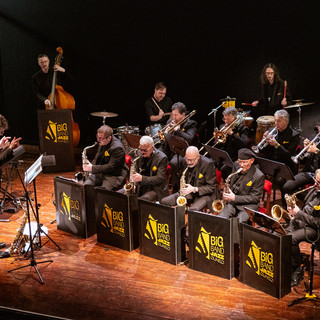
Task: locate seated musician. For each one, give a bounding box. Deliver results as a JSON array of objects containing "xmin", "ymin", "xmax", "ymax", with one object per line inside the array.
[
  {"xmin": 128, "ymin": 136, "xmax": 169, "ymax": 201},
  {"xmin": 160, "ymin": 146, "xmax": 217, "ymax": 211},
  {"xmin": 163, "ymin": 102, "xmax": 198, "ymax": 191},
  {"xmin": 218, "ymin": 148, "xmax": 265, "ymax": 223},
  {"xmin": 283, "ymin": 127, "xmax": 320, "ymax": 197},
  {"xmin": 286, "ymin": 168, "xmax": 320, "ymax": 287},
  {"xmin": 83, "ymin": 125, "xmax": 128, "ymax": 191},
  {"xmin": 214, "ymin": 107, "xmax": 249, "ymax": 180}
]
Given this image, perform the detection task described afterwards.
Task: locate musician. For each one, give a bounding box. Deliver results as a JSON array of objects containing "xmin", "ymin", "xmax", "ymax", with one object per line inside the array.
[
  {"xmin": 214, "ymin": 107, "xmax": 249, "ymax": 180},
  {"xmin": 160, "ymin": 146, "xmax": 217, "ymax": 211},
  {"xmin": 163, "ymin": 102, "xmax": 198, "ymax": 191},
  {"xmin": 128, "ymin": 136, "xmax": 169, "ymax": 201},
  {"xmin": 287, "ymin": 169, "xmax": 320, "ymax": 287},
  {"xmin": 83, "ymin": 125, "xmax": 128, "ymax": 191},
  {"xmin": 283, "ymin": 127, "xmax": 320, "ymax": 196},
  {"xmin": 251, "ymin": 62, "xmax": 292, "ymax": 118},
  {"xmin": 32, "ymin": 53, "xmax": 72, "ymax": 109},
  {"xmin": 218, "ymin": 148, "xmax": 265, "ymax": 223},
  {"xmin": 145, "ymin": 82, "xmax": 172, "ymax": 125}
]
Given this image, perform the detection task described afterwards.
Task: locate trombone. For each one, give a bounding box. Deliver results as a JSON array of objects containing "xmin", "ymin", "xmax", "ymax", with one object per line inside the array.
[
  {"xmin": 291, "ymin": 132, "xmax": 320, "ymax": 164},
  {"xmin": 251, "ymin": 127, "xmax": 278, "ymax": 154}
]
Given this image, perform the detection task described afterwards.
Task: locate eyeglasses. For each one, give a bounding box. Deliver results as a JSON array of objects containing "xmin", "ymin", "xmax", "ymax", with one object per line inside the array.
[
  {"xmin": 185, "ymin": 156, "xmax": 199, "ymax": 163},
  {"xmin": 139, "ymin": 146, "xmax": 152, "ymax": 153},
  {"xmin": 96, "ymin": 135, "xmax": 108, "ymax": 141},
  {"xmin": 266, "ymin": 72, "xmax": 274, "ymax": 75}
]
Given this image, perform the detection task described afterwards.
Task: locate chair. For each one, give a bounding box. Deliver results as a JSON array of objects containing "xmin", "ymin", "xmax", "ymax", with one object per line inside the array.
[{"xmin": 259, "ymin": 179, "xmax": 272, "ymax": 215}]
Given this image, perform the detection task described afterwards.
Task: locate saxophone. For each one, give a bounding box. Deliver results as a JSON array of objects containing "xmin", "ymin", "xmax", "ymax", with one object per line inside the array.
[
  {"xmin": 9, "ymin": 213, "xmax": 28, "ymax": 255},
  {"xmin": 124, "ymin": 156, "xmax": 140, "ymax": 195},
  {"xmin": 75, "ymin": 142, "xmax": 98, "ymax": 181},
  {"xmin": 176, "ymin": 167, "xmax": 189, "ymax": 206},
  {"xmin": 212, "ymin": 167, "xmax": 243, "ymax": 213}
]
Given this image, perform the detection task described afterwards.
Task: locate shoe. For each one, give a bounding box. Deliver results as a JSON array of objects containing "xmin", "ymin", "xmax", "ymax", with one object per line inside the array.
[
  {"xmin": 0, "ymin": 242, "xmax": 6, "ymax": 249},
  {"xmin": 291, "ymin": 266, "xmax": 304, "ymax": 287},
  {"xmin": 0, "ymin": 251, "xmax": 10, "ymax": 259}
]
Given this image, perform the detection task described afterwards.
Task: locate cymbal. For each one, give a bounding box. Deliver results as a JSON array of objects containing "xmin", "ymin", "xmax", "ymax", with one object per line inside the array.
[
  {"xmin": 292, "ymin": 99, "xmax": 305, "ymax": 103},
  {"xmin": 91, "ymin": 111, "xmax": 118, "ymax": 118},
  {"xmin": 220, "ymin": 96, "xmax": 236, "ymax": 101},
  {"xmin": 284, "ymin": 102, "xmax": 315, "ymax": 109}
]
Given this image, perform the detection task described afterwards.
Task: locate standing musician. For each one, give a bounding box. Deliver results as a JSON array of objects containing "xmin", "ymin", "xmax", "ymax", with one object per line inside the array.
[
  {"xmin": 128, "ymin": 136, "xmax": 169, "ymax": 201},
  {"xmin": 214, "ymin": 107, "xmax": 249, "ymax": 180},
  {"xmin": 218, "ymin": 148, "xmax": 265, "ymax": 224},
  {"xmin": 145, "ymin": 82, "xmax": 172, "ymax": 126},
  {"xmin": 83, "ymin": 125, "xmax": 128, "ymax": 191},
  {"xmin": 283, "ymin": 125, "xmax": 320, "ymax": 197},
  {"xmin": 286, "ymin": 169, "xmax": 320, "ymax": 287},
  {"xmin": 251, "ymin": 62, "xmax": 292, "ymax": 118},
  {"xmin": 160, "ymin": 146, "xmax": 217, "ymax": 211},
  {"xmin": 32, "ymin": 53, "xmax": 72, "ymax": 109}
]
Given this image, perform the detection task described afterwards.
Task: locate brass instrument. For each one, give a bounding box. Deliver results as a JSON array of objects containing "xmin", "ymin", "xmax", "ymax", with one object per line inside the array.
[
  {"xmin": 271, "ymin": 184, "xmax": 317, "ymax": 223},
  {"xmin": 124, "ymin": 156, "xmax": 140, "ymax": 195},
  {"xmin": 212, "ymin": 167, "xmax": 243, "ymax": 213},
  {"xmin": 199, "ymin": 112, "xmax": 246, "ymax": 154},
  {"xmin": 156, "ymin": 110, "xmax": 197, "ymax": 142},
  {"xmin": 291, "ymin": 132, "xmax": 320, "ymax": 164},
  {"xmin": 10, "ymin": 213, "xmax": 28, "ymax": 255},
  {"xmin": 251, "ymin": 127, "xmax": 278, "ymax": 154},
  {"xmin": 176, "ymin": 167, "xmax": 189, "ymax": 206},
  {"xmin": 75, "ymin": 142, "xmax": 98, "ymax": 181}
]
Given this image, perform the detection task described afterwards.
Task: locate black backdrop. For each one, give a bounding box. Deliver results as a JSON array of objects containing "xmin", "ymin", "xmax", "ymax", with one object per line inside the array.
[{"xmin": 0, "ymin": 0, "xmax": 319, "ymax": 146}]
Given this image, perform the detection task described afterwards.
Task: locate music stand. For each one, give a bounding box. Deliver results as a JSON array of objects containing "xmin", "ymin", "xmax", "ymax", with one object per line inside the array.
[
  {"xmin": 8, "ymin": 154, "xmax": 59, "ymax": 284},
  {"xmin": 122, "ymin": 133, "xmax": 142, "ymax": 150},
  {"xmin": 164, "ymin": 133, "xmax": 189, "ymax": 157},
  {"xmin": 244, "ymin": 207, "xmax": 287, "ymax": 235},
  {"xmin": 204, "ymin": 145, "xmax": 233, "ymax": 168},
  {"xmin": 255, "ymin": 156, "xmax": 295, "ymax": 200}
]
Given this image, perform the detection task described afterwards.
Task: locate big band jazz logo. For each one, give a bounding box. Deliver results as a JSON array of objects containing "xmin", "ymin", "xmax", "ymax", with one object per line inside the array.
[
  {"xmin": 195, "ymin": 227, "xmax": 224, "ymax": 264},
  {"xmin": 45, "ymin": 120, "xmax": 69, "ymax": 143},
  {"xmin": 246, "ymin": 240, "xmax": 274, "ymax": 282},
  {"xmin": 100, "ymin": 203, "xmax": 125, "ymax": 237},
  {"xmin": 59, "ymin": 192, "xmax": 82, "ymax": 222},
  {"xmin": 144, "ymin": 214, "xmax": 170, "ymax": 251}
]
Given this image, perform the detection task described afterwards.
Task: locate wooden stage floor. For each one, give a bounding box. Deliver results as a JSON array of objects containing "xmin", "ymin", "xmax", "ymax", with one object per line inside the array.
[{"xmin": 0, "ymin": 147, "xmax": 319, "ymax": 319}]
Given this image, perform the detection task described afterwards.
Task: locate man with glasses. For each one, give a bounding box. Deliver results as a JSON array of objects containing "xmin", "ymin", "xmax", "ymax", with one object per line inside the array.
[
  {"xmin": 218, "ymin": 148, "xmax": 265, "ymax": 224},
  {"xmin": 127, "ymin": 136, "xmax": 169, "ymax": 201},
  {"xmin": 160, "ymin": 146, "xmax": 217, "ymax": 211},
  {"xmin": 287, "ymin": 168, "xmax": 320, "ymax": 287},
  {"xmin": 83, "ymin": 125, "xmax": 127, "ymax": 191}
]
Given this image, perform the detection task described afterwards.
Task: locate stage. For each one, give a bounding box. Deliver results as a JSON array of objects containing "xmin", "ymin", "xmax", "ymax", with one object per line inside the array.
[{"xmin": 0, "ymin": 146, "xmax": 319, "ymax": 319}]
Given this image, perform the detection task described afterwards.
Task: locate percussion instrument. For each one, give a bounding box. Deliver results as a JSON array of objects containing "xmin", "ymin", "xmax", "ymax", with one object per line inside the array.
[
  {"xmin": 91, "ymin": 111, "xmax": 118, "ymax": 117},
  {"xmin": 243, "ymin": 116, "xmax": 254, "ymax": 128},
  {"xmin": 115, "ymin": 125, "xmax": 139, "ymax": 153},
  {"xmin": 255, "ymin": 115, "xmax": 275, "ymax": 143},
  {"xmin": 220, "ymin": 96, "xmax": 236, "ymax": 108},
  {"xmin": 145, "ymin": 123, "xmax": 163, "ymax": 143},
  {"xmin": 284, "ymin": 101, "xmax": 315, "ymax": 109}
]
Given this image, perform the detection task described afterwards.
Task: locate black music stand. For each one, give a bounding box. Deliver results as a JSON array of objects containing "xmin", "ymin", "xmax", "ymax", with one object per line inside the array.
[
  {"xmin": 8, "ymin": 154, "xmax": 59, "ymax": 284},
  {"xmin": 204, "ymin": 145, "xmax": 233, "ymax": 168},
  {"xmin": 164, "ymin": 133, "xmax": 189, "ymax": 157},
  {"xmin": 255, "ymin": 156, "xmax": 295, "ymax": 201},
  {"xmin": 122, "ymin": 133, "xmax": 142, "ymax": 150},
  {"xmin": 244, "ymin": 207, "xmax": 287, "ymax": 235}
]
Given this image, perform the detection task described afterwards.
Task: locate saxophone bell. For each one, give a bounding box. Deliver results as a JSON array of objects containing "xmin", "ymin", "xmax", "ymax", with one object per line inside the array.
[
  {"xmin": 176, "ymin": 167, "xmax": 189, "ymax": 206},
  {"xmin": 271, "ymin": 204, "xmax": 292, "ymax": 224}
]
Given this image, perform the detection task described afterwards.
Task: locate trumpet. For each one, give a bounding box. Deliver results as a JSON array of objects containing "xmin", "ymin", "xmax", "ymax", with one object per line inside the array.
[
  {"xmin": 252, "ymin": 127, "xmax": 278, "ymax": 154},
  {"xmin": 291, "ymin": 132, "xmax": 320, "ymax": 163}
]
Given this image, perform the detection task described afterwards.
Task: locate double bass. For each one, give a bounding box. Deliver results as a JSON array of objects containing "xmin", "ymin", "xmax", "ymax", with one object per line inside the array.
[{"xmin": 47, "ymin": 47, "xmax": 80, "ymax": 147}]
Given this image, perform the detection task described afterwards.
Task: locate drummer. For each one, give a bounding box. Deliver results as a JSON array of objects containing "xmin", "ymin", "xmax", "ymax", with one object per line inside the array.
[
  {"xmin": 251, "ymin": 63, "xmax": 292, "ymax": 119},
  {"xmin": 145, "ymin": 82, "xmax": 172, "ymax": 126}
]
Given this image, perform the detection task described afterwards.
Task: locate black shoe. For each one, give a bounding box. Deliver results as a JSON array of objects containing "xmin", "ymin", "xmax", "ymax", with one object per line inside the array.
[
  {"xmin": 0, "ymin": 242, "xmax": 6, "ymax": 249},
  {"xmin": 0, "ymin": 251, "xmax": 10, "ymax": 259},
  {"xmin": 291, "ymin": 266, "xmax": 304, "ymax": 287}
]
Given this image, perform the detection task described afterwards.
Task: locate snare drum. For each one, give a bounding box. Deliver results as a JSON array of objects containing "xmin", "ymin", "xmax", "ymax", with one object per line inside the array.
[
  {"xmin": 255, "ymin": 116, "xmax": 275, "ymax": 143},
  {"xmin": 145, "ymin": 123, "xmax": 163, "ymax": 137}
]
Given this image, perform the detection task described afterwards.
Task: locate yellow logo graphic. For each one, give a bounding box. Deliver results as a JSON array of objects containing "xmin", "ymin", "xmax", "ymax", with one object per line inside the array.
[
  {"xmin": 152, "ymin": 166, "xmax": 157, "ymax": 172},
  {"xmin": 59, "ymin": 192, "xmax": 81, "ymax": 222},
  {"xmin": 246, "ymin": 181, "xmax": 252, "ymax": 187},
  {"xmin": 283, "ymin": 141, "xmax": 289, "ymax": 144},
  {"xmin": 45, "ymin": 120, "xmax": 69, "ymax": 143},
  {"xmin": 60, "ymin": 192, "xmax": 71, "ymax": 220},
  {"xmin": 45, "ymin": 120, "xmax": 57, "ymax": 142},
  {"xmin": 104, "ymin": 151, "xmax": 110, "ymax": 157},
  {"xmin": 101, "ymin": 203, "xmax": 125, "ymax": 237},
  {"xmin": 144, "ymin": 214, "xmax": 170, "ymax": 250},
  {"xmin": 246, "ymin": 240, "xmax": 274, "ymax": 282},
  {"xmin": 144, "ymin": 214, "xmax": 158, "ymax": 245},
  {"xmin": 196, "ymin": 227, "xmax": 210, "ymax": 259},
  {"xmin": 101, "ymin": 204, "xmax": 113, "ymax": 232},
  {"xmin": 199, "ymin": 173, "xmax": 203, "ymax": 179}
]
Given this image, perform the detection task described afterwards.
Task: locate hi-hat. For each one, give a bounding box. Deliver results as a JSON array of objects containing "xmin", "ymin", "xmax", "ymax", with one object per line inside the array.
[
  {"xmin": 91, "ymin": 111, "xmax": 118, "ymax": 118},
  {"xmin": 284, "ymin": 102, "xmax": 315, "ymax": 109}
]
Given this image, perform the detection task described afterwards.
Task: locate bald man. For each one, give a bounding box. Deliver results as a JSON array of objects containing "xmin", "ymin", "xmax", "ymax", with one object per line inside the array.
[{"xmin": 160, "ymin": 146, "xmax": 217, "ymax": 211}]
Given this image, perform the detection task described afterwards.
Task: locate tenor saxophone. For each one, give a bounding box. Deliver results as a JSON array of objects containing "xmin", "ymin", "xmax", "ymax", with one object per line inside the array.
[
  {"xmin": 176, "ymin": 167, "xmax": 189, "ymax": 206},
  {"xmin": 124, "ymin": 156, "xmax": 140, "ymax": 195},
  {"xmin": 75, "ymin": 142, "xmax": 98, "ymax": 181},
  {"xmin": 9, "ymin": 213, "xmax": 28, "ymax": 255},
  {"xmin": 212, "ymin": 167, "xmax": 243, "ymax": 213}
]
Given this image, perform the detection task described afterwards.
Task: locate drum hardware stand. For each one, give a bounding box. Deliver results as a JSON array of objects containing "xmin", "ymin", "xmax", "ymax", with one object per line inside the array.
[{"xmin": 288, "ymin": 229, "xmax": 320, "ymax": 306}]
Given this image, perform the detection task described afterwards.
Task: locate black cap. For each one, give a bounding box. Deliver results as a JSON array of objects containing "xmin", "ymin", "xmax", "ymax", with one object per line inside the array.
[{"xmin": 238, "ymin": 148, "xmax": 256, "ymax": 160}]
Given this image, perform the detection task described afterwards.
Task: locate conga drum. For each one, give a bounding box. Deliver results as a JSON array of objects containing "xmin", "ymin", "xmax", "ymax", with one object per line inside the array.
[{"xmin": 255, "ymin": 116, "xmax": 275, "ymax": 143}]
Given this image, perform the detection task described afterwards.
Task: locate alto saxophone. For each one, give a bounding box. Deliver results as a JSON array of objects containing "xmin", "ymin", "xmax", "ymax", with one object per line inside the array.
[
  {"xmin": 75, "ymin": 142, "xmax": 98, "ymax": 181},
  {"xmin": 124, "ymin": 156, "xmax": 140, "ymax": 195},
  {"xmin": 176, "ymin": 167, "xmax": 189, "ymax": 206},
  {"xmin": 9, "ymin": 213, "xmax": 28, "ymax": 255},
  {"xmin": 212, "ymin": 167, "xmax": 243, "ymax": 213}
]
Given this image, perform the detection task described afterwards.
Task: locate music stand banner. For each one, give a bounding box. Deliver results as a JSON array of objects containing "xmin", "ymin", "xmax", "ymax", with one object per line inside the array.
[
  {"xmin": 139, "ymin": 200, "xmax": 185, "ymax": 265},
  {"xmin": 188, "ymin": 211, "xmax": 236, "ymax": 279},
  {"xmin": 240, "ymin": 224, "xmax": 292, "ymax": 298},
  {"xmin": 38, "ymin": 109, "xmax": 75, "ymax": 172},
  {"xmin": 54, "ymin": 177, "xmax": 96, "ymax": 238},
  {"xmin": 95, "ymin": 188, "xmax": 139, "ymax": 252}
]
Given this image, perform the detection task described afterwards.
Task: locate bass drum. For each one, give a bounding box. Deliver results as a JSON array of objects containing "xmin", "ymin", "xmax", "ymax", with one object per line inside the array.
[
  {"xmin": 255, "ymin": 116, "xmax": 275, "ymax": 143},
  {"xmin": 115, "ymin": 125, "xmax": 139, "ymax": 153}
]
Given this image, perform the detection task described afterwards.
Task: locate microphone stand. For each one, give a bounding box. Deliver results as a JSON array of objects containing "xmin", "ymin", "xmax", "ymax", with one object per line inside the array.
[{"xmin": 208, "ymin": 103, "xmax": 223, "ymax": 130}]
